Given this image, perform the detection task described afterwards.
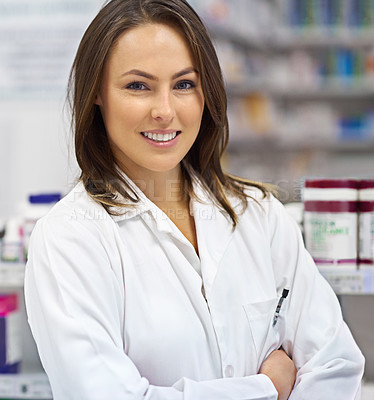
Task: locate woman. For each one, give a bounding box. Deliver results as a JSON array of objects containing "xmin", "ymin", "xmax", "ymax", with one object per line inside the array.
[{"xmin": 24, "ymin": 1, "xmax": 364, "ymax": 399}]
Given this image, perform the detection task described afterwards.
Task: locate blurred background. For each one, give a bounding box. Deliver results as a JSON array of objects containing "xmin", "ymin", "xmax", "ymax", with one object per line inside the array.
[{"xmin": 0, "ymin": 0, "xmax": 373, "ymax": 398}]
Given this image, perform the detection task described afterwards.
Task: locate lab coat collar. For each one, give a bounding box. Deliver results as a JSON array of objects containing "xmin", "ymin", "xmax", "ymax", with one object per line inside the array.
[
  {"xmin": 110, "ymin": 169, "xmax": 156, "ymax": 222},
  {"xmin": 110, "ymin": 168, "xmax": 242, "ymax": 224}
]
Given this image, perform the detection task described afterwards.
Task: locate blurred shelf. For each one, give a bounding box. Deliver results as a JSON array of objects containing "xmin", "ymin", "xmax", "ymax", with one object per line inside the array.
[
  {"xmin": 226, "ymin": 81, "xmax": 374, "ymax": 99},
  {"xmin": 362, "ymin": 381, "xmax": 374, "ymax": 400},
  {"xmin": 210, "ymin": 25, "xmax": 374, "ymax": 50},
  {"xmin": 318, "ymin": 267, "xmax": 374, "ymax": 295},
  {"xmin": 226, "ymin": 79, "xmax": 267, "ymax": 96},
  {"xmin": 270, "ymin": 82, "xmax": 374, "ymax": 99},
  {"xmin": 226, "ymin": 138, "xmax": 374, "ymax": 153},
  {"xmin": 0, "ymin": 373, "xmax": 51, "ymax": 400},
  {"xmin": 0, "ymin": 263, "xmax": 25, "ymax": 288},
  {"xmin": 208, "ymin": 24, "xmax": 269, "ymax": 49},
  {"xmin": 275, "ymin": 28, "xmax": 374, "ymax": 49}
]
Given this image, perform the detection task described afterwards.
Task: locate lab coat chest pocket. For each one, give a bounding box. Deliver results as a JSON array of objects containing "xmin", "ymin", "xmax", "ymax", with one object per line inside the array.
[{"xmin": 243, "ymin": 297, "xmax": 284, "ymax": 371}]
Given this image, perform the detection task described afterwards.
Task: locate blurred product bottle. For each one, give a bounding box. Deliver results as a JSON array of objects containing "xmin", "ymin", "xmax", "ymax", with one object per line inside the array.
[
  {"xmin": 1, "ymin": 219, "xmax": 23, "ymax": 263},
  {"xmin": 0, "ymin": 293, "xmax": 22, "ymax": 373},
  {"xmin": 22, "ymin": 193, "xmax": 61, "ymax": 260}
]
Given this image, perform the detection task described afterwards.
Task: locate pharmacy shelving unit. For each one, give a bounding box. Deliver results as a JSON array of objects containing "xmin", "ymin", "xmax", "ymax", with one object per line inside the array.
[
  {"xmin": 0, "ymin": 373, "xmax": 51, "ymax": 400},
  {"xmin": 0, "ymin": 263, "xmax": 52, "ymax": 400},
  {"xmin": 317, "ymin": 266, "xmax": 374, "ymax": 295},
  {"xmin": 216, "ymin": 26, "xmax": 374, "ymax": 150},
  {"xmin": 0, "ymin": 263, "xmax": 25, "ymax": 289},
  {"xmin": 194, "ymin": 0, "xmax": 374, "ymax": 206}
]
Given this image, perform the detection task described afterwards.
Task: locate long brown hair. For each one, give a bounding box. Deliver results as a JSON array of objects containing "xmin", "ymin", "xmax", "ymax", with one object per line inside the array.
[{"xmin": 68, "ymin": 0, "xmax": 269, "ymax": 226}]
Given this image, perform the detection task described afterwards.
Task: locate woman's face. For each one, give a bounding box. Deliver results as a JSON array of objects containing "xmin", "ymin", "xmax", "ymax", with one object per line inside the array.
[{"xmin": 96, "ymin": 23, "xmax": 205, "ymax": 180}]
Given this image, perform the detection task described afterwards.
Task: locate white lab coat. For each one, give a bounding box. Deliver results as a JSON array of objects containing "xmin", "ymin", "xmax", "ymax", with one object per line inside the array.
[{"xmin": 24, "ymin": 176, "xmax": 364, "ymax": 400}]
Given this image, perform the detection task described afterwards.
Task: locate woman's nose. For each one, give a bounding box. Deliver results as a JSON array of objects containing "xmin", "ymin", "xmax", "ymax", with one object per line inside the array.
[{"xmin": 151, "ymin": 90, "xmax": 176, "ymax": 122}]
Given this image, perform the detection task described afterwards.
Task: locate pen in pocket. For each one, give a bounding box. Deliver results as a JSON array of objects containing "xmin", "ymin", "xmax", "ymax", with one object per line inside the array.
[{"xmin": 272, "ymin": 288, "xmax": 289, "ymax": 327}]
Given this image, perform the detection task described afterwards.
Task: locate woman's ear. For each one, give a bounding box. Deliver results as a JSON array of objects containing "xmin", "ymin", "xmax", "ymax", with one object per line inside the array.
[{"xmin": 95, "ymin": 95, "xmax": 103, "ymax": 106}]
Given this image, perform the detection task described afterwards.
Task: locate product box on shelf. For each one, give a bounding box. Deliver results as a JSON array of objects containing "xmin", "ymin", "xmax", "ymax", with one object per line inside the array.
[{"xmin": 0, "ymin": 293, "xmax": 22, "ymax": 373}]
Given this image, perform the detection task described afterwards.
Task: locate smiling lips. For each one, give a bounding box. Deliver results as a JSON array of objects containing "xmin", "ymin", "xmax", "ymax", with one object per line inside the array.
[{"xmin": 141, "ymin": 130, "xmax": 181, "ymax": 143}]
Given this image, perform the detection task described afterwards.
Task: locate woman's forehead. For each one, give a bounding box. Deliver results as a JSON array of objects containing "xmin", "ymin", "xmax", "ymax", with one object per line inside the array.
[{"xmin": 105, "ymin": 23, "xmax": 197, "ymax": 74}]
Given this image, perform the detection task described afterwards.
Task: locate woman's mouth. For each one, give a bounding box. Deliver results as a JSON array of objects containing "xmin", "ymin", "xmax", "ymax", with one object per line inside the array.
[{"xmin": 140, "ymin": 131, "xmax": 181, "ymax": 143}]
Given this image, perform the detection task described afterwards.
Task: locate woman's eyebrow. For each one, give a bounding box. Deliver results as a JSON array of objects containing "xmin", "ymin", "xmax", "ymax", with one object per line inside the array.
[
  {"xmin": 121, "ymin": 67, "xmax": 198, "ymax": 80},
  {"xmin": 172, "ymin": 67, "xmax": 198, "ymax": 79}
]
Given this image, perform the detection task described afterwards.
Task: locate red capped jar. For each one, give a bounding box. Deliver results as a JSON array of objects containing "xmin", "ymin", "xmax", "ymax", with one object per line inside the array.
[
  {"xmin": 358, "ymin": 179, "xmax": 374, "ymax": 267},
  {"xmin": 303, "ymin": 178, "xmax": 358, "ymax": 268}
]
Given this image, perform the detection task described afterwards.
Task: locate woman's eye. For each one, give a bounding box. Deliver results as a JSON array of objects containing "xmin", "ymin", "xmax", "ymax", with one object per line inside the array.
[
  {"xmin": 126, "ymin": 82, "xmax": 148, "ymax": 91},
  {"xmin": 175, "ymin": 80, "xmax": 195, "ymax": 90}
]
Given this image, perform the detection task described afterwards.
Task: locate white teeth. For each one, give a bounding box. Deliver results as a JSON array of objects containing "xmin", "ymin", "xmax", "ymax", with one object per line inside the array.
[{"xmin": 141, "ymin": 131, "xmax": 178, "ymax": 142}]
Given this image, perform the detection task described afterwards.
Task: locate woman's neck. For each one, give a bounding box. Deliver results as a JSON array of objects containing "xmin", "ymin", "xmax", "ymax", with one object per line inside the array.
[{"xmin": 121, "ymin": 165, "xmax": 186, "ymax": 204}]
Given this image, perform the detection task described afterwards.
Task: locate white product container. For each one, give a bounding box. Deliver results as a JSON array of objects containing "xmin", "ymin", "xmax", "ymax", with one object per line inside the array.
[
  {"xmin": 1, "ymin": 219, "xmax": 23, "ymax": 263},
  {"xmin": 22, "ymin": 193, "xmax": 61, "ymax": 260},
  {"xmin": 303, "ymin": 179, "xmax": 358, "ymax": 268},
  {"xmin": 358, "ymin": 180, "xmax": 374, "ymax": 267}
]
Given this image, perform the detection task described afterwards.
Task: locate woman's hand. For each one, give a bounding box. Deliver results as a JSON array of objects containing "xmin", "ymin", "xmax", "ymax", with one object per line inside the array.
[{"xmin": 258, "ymin": 349, "xmax": 297, "ymax": 400}]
